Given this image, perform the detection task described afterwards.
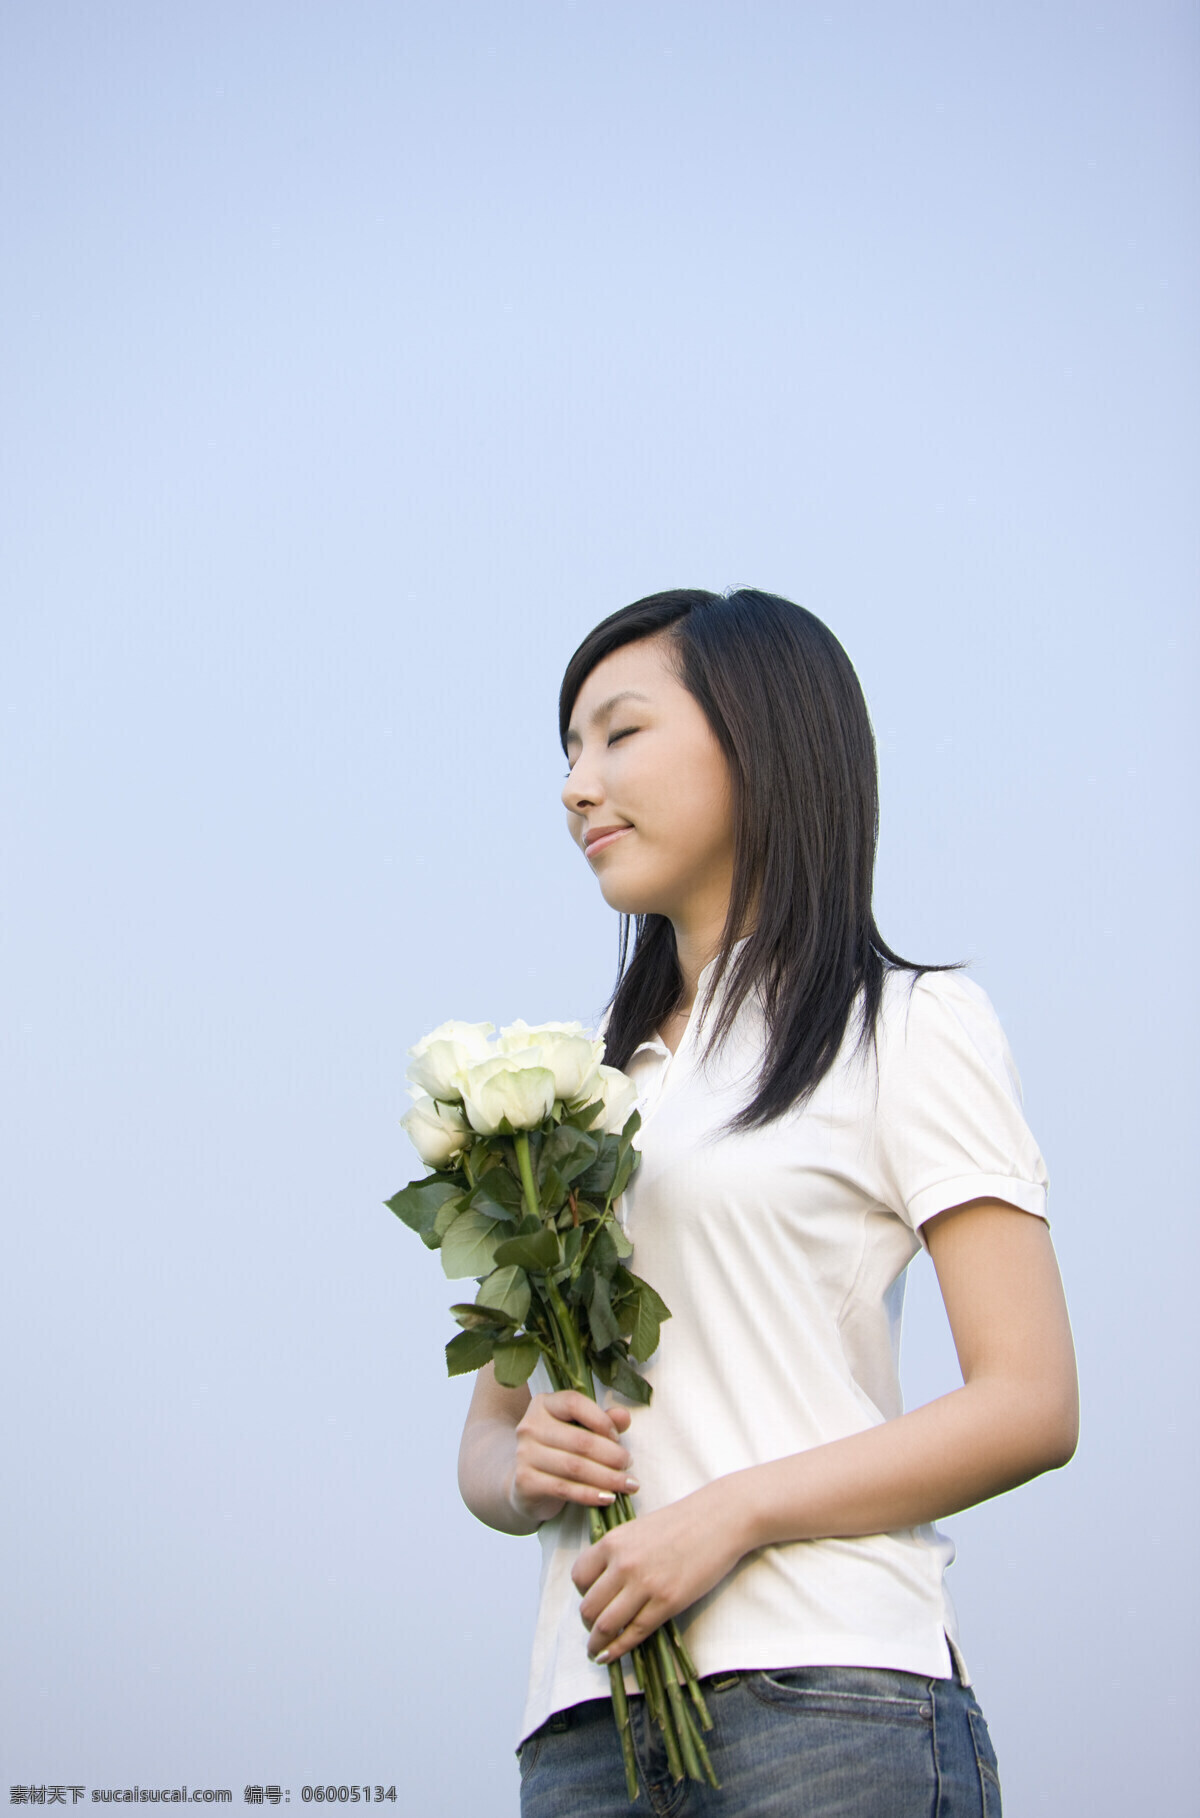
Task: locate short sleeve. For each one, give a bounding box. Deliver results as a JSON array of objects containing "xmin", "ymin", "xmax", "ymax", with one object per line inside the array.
[{"xmin": 872, "ymin": 970, "xmax": 1049, "ymax": 1241}]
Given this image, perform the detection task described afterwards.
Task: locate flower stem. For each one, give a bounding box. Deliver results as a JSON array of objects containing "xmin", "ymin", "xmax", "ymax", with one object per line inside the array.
[
  {"xmin": 612, "ymin": 1490, "xmax": 712, "ymax": 1732},
  {"xmin": 666, "ymin": 1620, "xmax": 711, "ymax": 1727},
  {"xmin": 654, "ymin": 1629, "xmax": 702, "ymax": 1783},
  {"xmin": 513, "ymin": 1131, "xmax": 542, "ymax": 1219},
  {"xmin": 642, "ymin": 1641, "xmax": 685, "ymax": 1783},
  {"xmin": 517, "ymin": 1136, "xmax": 716, "ymax": 1799},
  {"xmin": 587, "ymin": 1507, "xmax": 640, "ymax": 1802}
]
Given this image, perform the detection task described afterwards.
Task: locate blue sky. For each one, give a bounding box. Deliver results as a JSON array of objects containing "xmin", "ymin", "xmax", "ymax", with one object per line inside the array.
[{"xmin": 2, "ymin": 5, "xmax": 1196, "ymax": 1812}]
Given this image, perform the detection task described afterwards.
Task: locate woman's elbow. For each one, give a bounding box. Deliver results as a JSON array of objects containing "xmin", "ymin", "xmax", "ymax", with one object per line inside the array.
[
  {"xmin": 1046, "ymin": 1401, "xmax": 1080, "ymax": 1470},
  {"xmin": 976, "ymin": 1370, "xmax": 1079, "ymax": 1480},
  {"xmin": 1026, "ymin": 1379, "xmax": 1080, "ymax": 1473}
]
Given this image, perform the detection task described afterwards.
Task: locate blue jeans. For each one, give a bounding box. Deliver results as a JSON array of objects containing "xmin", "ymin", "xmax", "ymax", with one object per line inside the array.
[{"xmin": 517, "ymin": 1661, "xmax": 1002, "ymax": 1816}]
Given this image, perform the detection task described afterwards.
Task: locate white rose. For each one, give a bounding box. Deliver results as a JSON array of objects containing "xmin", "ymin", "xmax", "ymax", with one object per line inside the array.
[
  {"xmin": 406, "ymin": 1019, "xmax": 495, "ymax": 1102},
  {"xmin": 498, "ymin": 1020, "xmax": 605, "ymax": 1104},
  {"xmin": 592, "ymin": 1063, "xmax": 638, "ymax": 1136},
  {"xmin": 457, "ymin": 1054, "xmax": 557, "ymax": 1135},
  {"xmin": 499, "ymin": 1018, "xmax": 585, "ymax": 1042},
  {"xmin": 400, "ymin": 1095, "xmax": 473, "ymax": 1169}
]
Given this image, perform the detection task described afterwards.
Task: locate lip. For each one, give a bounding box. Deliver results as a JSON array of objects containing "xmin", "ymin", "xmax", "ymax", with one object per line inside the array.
[{"xmin": 584, "ymin": 825, "xmax": 632, "ymax": 860}]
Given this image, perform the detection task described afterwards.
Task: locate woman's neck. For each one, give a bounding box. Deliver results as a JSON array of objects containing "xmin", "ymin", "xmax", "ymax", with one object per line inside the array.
[
  {"xmin": 671, "ymin": 924, "xmax": 721, "ymax": 1015},
  {"xmin": 659, "ymin": 923, "xmax": 737, "ymax": 1055},
  {"xmin": 670, "ymin": 903, "xmax": 754, "ymax": 1017}
]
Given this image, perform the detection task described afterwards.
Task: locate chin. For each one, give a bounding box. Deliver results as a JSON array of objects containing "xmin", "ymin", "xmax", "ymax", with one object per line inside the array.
[
  {"xmin": 596, "ymin": 874, "xmax": 667, "ymax": 918},
  {"xmin": 597, "ymin": 882, "xmax": 642, "ymax": 914}
]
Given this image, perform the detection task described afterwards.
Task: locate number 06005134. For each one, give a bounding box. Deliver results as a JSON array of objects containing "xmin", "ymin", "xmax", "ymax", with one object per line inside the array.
[{"xmin": 300, "ymin": 1789, "xmax": 396, "ymax": 1803}]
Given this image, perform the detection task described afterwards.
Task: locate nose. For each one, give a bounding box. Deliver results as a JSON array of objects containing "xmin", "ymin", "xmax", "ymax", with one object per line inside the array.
[{"xmin": 561, "ymin": 747, "xmax": 602, "ymax": 817}]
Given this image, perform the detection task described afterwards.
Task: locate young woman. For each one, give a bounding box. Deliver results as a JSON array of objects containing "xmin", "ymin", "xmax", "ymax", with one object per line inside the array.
[{"xmin": 458, "ymin": 588, "xmax": 1078, "ymax": 1817}]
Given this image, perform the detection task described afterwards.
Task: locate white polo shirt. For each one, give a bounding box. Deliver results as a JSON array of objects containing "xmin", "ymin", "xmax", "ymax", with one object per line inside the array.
[{"xmin": 516, "ymin": 949, "xmax": 1049, "ymax": 1747}]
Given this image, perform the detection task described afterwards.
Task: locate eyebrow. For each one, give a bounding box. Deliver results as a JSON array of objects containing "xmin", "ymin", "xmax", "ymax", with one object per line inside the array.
[{"xmin": 564, "ymin": 690, "xmax": 651, "ymax": 750}]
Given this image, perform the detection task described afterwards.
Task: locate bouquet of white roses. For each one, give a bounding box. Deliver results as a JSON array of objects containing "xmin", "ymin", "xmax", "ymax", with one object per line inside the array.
[{"xmin": 385, "ymin": 1017, "xmax": 718, "ymax": 1799}]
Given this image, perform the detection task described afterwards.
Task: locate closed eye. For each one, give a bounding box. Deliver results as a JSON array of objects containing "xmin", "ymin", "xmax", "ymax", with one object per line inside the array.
[{"xmin": 563, "ymin": 727, "xmax": 637, "ymax": 776}]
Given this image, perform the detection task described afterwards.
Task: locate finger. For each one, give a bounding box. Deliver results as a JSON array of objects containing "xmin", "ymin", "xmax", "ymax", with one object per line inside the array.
[
  {"xmin": 516, "ymin": 1464, "xmax": 624, "ymax": 1512},
  {"xmin": 586, "ymin": 1590, "xmax": 656, "ymax": 1664},
  {"xmin": 531, "ymin": 1444, "xmax": 633, "ymax": 1499},
  {"xmin": 543, "ymin": 1427, "xmax": 633, "ymax": 1477},
  {"xmin": 571, "ymin": 1537, "xmax": 611, "ymax": 1596},
  {"xmin": 542, "ymin": 1442, "xmax": 636, "ymax": 1500},
  {"xmin": 548, "ymin": 1389, "xmax": 613, "ymax": 1427},
  {"xmin": 530, "ymin": 1414, "xmax": 633, "ymax": 1478},
  {"xmin": 549, "ymin": 1388, "xmax": 632, "ymax": 1447}
]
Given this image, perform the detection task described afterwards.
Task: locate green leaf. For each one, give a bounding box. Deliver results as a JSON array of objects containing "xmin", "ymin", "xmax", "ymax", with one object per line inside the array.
[
  {"xmin": 539, "ymin": 1163, "xmax": 568, "ymax": 1208},
  {"xmin": 590, "ymin": 1224, "xmax": 620, "ymax": 1281},
  {"xmin": 429, "ymin": 1166, "xmax": 470, "ymax": 1189},
  {"xmin": 440, "ymin": 1208, "xmax": 507, "ymax": 1279},
  {"xmin": 619, "ymin": 1108, "xmax": 642, "ymax": 1148},
  {"xmin": 587, "ymin": 1274, "xmax": 622, "ymax": 1352},
  {"xmin": 492, "ymin": 1228, "xmax": 563, "ymax": 1271},
  {"xmin": 605, "ymin": 1351, "xmax": 653, "ymax": 1404},
  {"xmin": 611, "ymin": 1279, "xmax": 636, "ymax": 1334},
  {"xmin": 385, "ymin": 1179, "xmax": 463, "ymax": 1250},
  {"xmin": 448, "ymin": 1301, "xmax": 513, "ymax": 1332},
  {"xmin": 445, "ymin": 1328, "xmax": 496, "ymax": 1376},
  {"xmin": 610, "ymin": 1145, "xmax": 639, "ymax": 1202},
  {"xmin": 434, "ymin": 1194, "xmax": 468, "ymax": 1240},
  {"xmin": 538, "ymin": 1125, "xmax": 600, "ymax": 1188},
  {"xmin": 564, "ymin": 1096, "xmax": 605, "ymax": 1130},
  {"xmin": 492, "ymin": 1169, "xmax": 526, "ymax": 1210},
  {"xmin": 467, "ymin": 1182, "xmax": 520, "ymax": 1226},
  {"xmin": 475, "ymin": 1264, "xmax": 531, "ymax": 1326},
  {"xmin": 492, "ymin": 1335, "xmax": 540, "ymax": 1387},
  {"xmin": 609, "ymin": 1220, "xmax": 633, "ymax": 1259},
  {"xmin": 629, "ymin": 1282, "xmax": 672, "ymax": 1362},
  {"xmin": 577, "ymin": 1136, "xmax": 620, "ymax": 1199},
  {"xmin": 472, "ymin": 1159, "xmax": 524, "ymax": 1210}
]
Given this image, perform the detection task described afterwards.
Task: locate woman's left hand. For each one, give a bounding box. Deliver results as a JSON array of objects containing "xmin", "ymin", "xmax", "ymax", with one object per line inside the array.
[{"xmin": 570, "ymin": 1480, "xmax": 747, "ymax": 1664}]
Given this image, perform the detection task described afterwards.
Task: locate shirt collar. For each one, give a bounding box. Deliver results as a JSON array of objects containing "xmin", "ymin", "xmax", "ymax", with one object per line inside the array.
[
  {"xmin": 697, "ymin": 933, "xmax": 752, "ymax": 990},
  {"xmin": 628, "ymin": 935, "xmax": 753, "ymax": 1059}
]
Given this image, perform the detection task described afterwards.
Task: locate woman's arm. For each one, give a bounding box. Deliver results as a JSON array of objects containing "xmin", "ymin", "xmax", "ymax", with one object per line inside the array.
[
  {"xmin": 458, "ymin": 1362, "xmax": 637, "ymax": 1536},
  {"xmin": 572, "ymin": 1198, "xmax": 1078, "ymax": 1664}
]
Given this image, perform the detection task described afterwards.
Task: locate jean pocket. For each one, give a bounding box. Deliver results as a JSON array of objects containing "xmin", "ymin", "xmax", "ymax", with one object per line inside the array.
[
  {"xmin": 516, "ymin": 1730, "xmax": 545, "ymax": 1779},
  {"xmin": 967, "ymin": 1705, "xmax": 1003, "ymax": 1802},
  {"xmin": 749, "ymin": 1668, "xmax": 934, "ymax": 1726}
]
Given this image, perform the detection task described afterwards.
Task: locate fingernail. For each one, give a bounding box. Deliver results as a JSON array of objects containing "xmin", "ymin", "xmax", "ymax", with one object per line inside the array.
[
  {"xmin": 597, "ymin": 1491, "xmax": 616, "ymax": 1504},
  {"xmin": 595, "ymin": 1649, "xmax": 611, "ymax": 1664},
  {"xmin": 624, "ymin": 1477, "xmax": 640, "ymax": 1491}
]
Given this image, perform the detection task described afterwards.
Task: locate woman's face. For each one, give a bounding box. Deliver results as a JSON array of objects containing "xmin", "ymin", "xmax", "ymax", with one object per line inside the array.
[{"xmin": 561, "ymin": 634, "xmax": 736, "ymax": 924}]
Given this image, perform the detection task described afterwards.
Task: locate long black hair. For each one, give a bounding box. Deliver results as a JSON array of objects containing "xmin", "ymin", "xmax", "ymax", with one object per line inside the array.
[{"xmin": 558, "ymin": 587, "xmax": 959, "ymax": 1133}]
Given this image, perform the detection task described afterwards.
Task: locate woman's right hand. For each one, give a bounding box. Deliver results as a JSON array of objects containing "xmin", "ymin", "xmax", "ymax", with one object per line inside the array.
[{"xmin": 507, "ymin": 1391, "xmax": 637, "ymax": 1526}]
